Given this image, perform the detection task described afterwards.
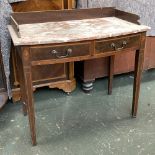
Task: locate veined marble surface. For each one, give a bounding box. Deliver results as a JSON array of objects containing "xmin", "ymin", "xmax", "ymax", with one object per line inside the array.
[{"xmin": 8, "ymin": 17, "xmax": 150, "ymax": 46}]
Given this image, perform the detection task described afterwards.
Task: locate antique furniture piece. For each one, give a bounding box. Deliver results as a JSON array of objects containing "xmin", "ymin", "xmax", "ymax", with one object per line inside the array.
[
  {"xmin": 0, "ymin": 46, "xmax": 8, "ymax": 110},
  {"xmin": 8, "ymin": 8, "xmax": 149, "ymax": 145},
  {"xmin": 10, "ymin": 0, "xmax": 75, "ymax": 102}
]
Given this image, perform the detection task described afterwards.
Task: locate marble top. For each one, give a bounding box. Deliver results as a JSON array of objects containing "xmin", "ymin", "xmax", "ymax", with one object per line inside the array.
[{"xmin": 8, "ymin": 17, "xmax": 150, "ymax": 46}]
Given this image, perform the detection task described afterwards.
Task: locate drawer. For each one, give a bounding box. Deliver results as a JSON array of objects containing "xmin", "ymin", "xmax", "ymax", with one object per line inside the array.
[
  {"xmin": 30, "ymin": 43, "xmax": 91, "ymax": 61},
  {"xmin": 95, "ymin": 34, "xmax": 141, "ymax": 54},
  {"xmin": 32, "ymin": 64, "xmax": 67, "ymax": 82}
]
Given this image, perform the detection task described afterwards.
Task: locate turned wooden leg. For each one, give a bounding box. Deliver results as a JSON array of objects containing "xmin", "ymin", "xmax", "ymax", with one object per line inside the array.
[
  {"xmin": 20, "ymin": 47, "xmax": 36, "ymax": 145},
  {"xmin": 108, "ymin": 55, "xmax": 115, "ymax": 95},
  {"xmin": 132, "ymin": 50, "xmax": 144, "ymax": 117},
  {"xmin": 82, "ymin": 81, "xmax": 94, "ymax": 93},
  {"xmin": 11, "ymin": 45, "xmax": 20, "ymax": 87}
]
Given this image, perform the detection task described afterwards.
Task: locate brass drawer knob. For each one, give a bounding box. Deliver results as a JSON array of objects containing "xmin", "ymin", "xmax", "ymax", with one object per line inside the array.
[
  {"xmin": 111, "ymin": 41, "xmax": 127, "ymax": 51},
  {"xmin": 51, "ymin": 48, "xmax": 72, "ymax": 58}
]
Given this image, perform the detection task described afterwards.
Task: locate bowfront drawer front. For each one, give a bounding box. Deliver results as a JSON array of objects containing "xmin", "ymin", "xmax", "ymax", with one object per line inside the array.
[
  {"xmin": 30, "ymin": 43, "xmax": 91, "ymax": 61},
  {"xmin": 95, "ymin": 34, "xmax": 141, "ymax": 54}
]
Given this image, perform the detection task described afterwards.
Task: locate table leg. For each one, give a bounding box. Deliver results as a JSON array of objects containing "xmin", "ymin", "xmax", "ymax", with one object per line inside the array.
[
  {"xmin": 132, "ymin": 50, "xmax": 144, "ymax": 117},
  {"xmin": 20, "ymin": 48, "xmax": 36, "ymax": 145},
  {"xmin": 20, "ymin": 71, "xmax": 28, "ymax": 116},
  {"xmin": 16, "ymin": 52, "xmax": 27, "ymax": 116},
  {"xmin": 108, "ymin": 55, "xmax": 115, "ymax": 95},
  {"xmin": 24, "ymin": 71, "xmax": 36, "ymax": 145}
]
